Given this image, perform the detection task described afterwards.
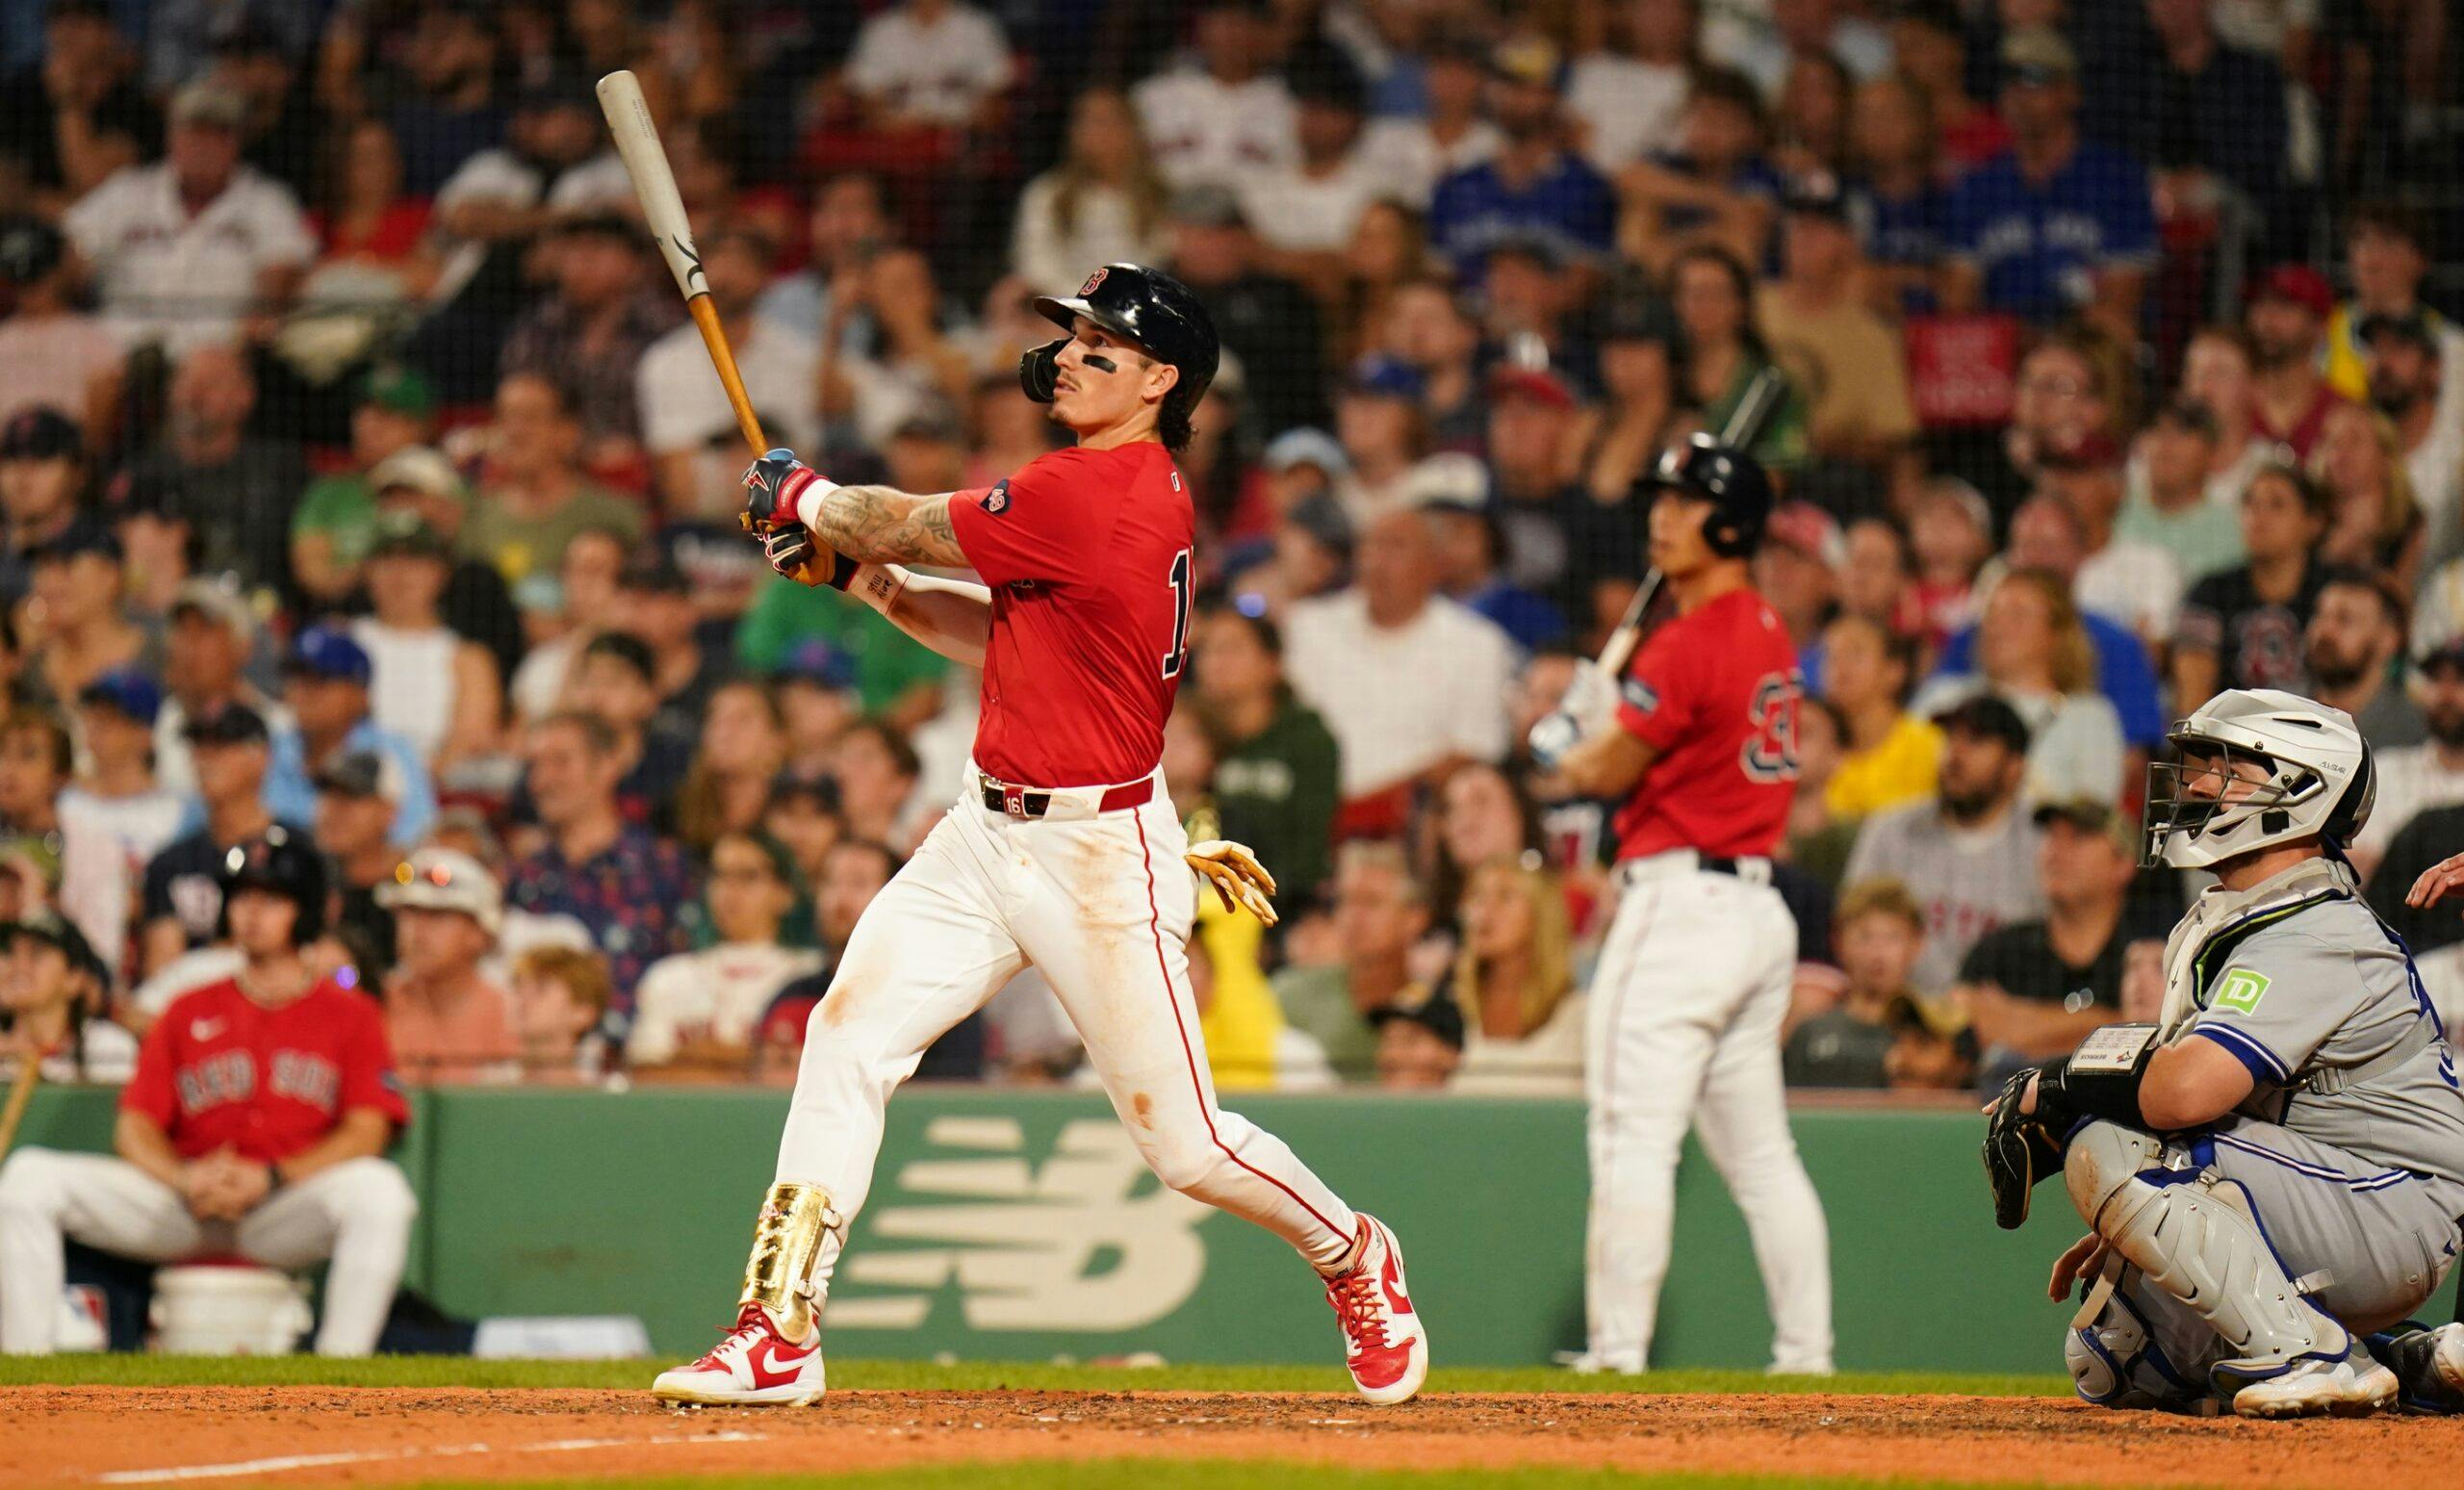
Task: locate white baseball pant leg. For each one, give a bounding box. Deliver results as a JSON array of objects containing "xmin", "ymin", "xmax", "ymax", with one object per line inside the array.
[
  {"xmin": 0, "ymin": 1147, "xmax": 415, "ymax": 1355},
  {"xmin": 775, "ymin": 788, "xmax": 1358, "ymax": 1304},
  {"xmin": 1584, "ymin": 867, "xmax": 1835, "ymax": 1372}
]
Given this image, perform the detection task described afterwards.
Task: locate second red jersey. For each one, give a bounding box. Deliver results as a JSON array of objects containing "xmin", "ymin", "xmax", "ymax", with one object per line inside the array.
[
  {"xmin": 1610, "ymin": 586, "xmax": 1803, "ymax": 861},
  {"xmin": 947, "ymin": 442, "xmax": 1194, "ymax": 786},
  {"xmin": 120, "ymin": 976, "xmax": 409, "ymax": 1163}
]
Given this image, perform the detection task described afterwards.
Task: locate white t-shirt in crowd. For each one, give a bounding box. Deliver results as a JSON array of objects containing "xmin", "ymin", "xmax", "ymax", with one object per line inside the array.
[
  {"xmin": 638, "ymin": 315, "xmax": 818, "ymax": 515},
  {"xmin": 627, "ymin": 941, "xmax": 824, "ymax": 1066},
  {"xmin": 2404, "ymin": 323, "xmax": 2464, "ymax": 569},
  {"xmin": 63, "ymin": 162, "xmax": 315, "ymax": 355},
  {"xmin": 1235, "ymin": 155, "xmax": 1384, "ymax": 253},
  {"xmin": 843, "ymin": 2, "xmax": 1014, "ymax": 125},
  {"xmin": 37, "ymin": 1018, "xmax": 140, "ymax": 1085},
  {"xmin": 1451, "ymin": 989, "xmax": 1588, "ymax": 1097},
  {"xmin": 1009, "ymin": 175, "xmax": 1168, "ymax": 296},
  {"xmin": 2352, "ymin": 744, "xmax": 2464, "ymax": 864},
  {"xmin": 57, "ymin": 784, "xmax": 190, "ymax": 982},
  {"xmin": 0, "ymin": 314, "xmax": 120, "ymax": 428},
  {"xmin": 2074, "ymin": 536, "xmax": 2183, "ymax": 641},
  {"xmin": 1282, "ymin": 590, "xmax": 1515, "ymax": 798},
  {"xmin": 1355, "ymin": 116, "xmax": 1501, "ymax": 209},
  {"xmin": 1133, "ymin": 69, "xmax": 1298, "ymax": 189},
  {"xmin": 1565, "ymin": 55, "xmax": 1690, "ymax": 173}
]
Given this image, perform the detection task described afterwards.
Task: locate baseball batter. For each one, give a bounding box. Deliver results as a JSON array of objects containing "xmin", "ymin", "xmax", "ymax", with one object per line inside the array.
[
  {"xmin": 0, "ymin": 833, "xmax": 417, "ymax": 1356},
  {"xmin": 653, "ymin": 264, "xmax": 1427, "ymax": 1407},
  {"xmin": 1986, "ymin": 689, "xmax": 2464, "ymax": 1417},
  {"xmin": 1535, "ymin": 436, "xmax": 1835, "ymax": 1374}
]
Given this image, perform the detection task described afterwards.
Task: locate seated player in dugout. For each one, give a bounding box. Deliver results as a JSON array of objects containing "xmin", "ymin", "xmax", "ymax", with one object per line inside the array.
[
  {"xmin": 653, "ymin": 264, "xmax": 1430, "ymax": 1409},
  {"xmin": 1985, "ymin": 689, "xmax": 2464, "ymax": 1419}
]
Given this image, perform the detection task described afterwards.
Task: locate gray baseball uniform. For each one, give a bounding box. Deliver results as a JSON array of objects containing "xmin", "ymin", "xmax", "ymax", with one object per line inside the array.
[{"xmin": 2083, "ymin": 860, "xmax": 2464, "ymax": 1400}]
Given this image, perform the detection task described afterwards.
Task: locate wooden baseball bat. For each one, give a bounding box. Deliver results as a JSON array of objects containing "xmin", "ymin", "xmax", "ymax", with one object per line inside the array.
[
  {"xmin": 0, "ymin": 1050, "xmax": 40, "ymax": 1166},
  {"xmin": 1591, "ymin": 366, "xmax": 1791, "ymax": 677},
  {"xmin": 597, "ymin": 69, "xmax": 768, "ymax": 459}
]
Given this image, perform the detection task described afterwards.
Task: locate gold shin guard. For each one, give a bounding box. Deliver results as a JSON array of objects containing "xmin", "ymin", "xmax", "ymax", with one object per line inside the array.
[{"xmin": 739, "ymin": 1181, "xmax": 841, "ymax": 1343}]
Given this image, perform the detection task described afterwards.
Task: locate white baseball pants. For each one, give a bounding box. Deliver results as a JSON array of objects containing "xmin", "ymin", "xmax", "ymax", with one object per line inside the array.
[
  {"xmin": 1583, "ymin": 856, "xmax": 1835, "ymax": 1373},
  {"xmin": 0, "ymin": 1148, "xmax": 417, "ymax": 1355},
  {"xmin": 775, "ymin": 770, "xmax": 1359, "ymax": 1299}
]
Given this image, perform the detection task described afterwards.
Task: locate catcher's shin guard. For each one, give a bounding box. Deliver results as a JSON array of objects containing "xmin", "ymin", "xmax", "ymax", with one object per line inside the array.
[
  {"xmin": 738, "ymin": 1181, "xmax": 843, "ymax": 1343},
  {"xmin": 2065, "ymin": 1122, "xmax": 2350, "ymax": 1389},
  {"xmin": 2066, "ymin": 1271, "xmax": 2206, "ymax": 1410}
]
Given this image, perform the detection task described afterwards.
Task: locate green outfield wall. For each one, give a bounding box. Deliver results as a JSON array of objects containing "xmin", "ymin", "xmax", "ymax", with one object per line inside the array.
[{"xmin": 12, "ymin": 1085, "xmax": 2092, "ymax": 1370}]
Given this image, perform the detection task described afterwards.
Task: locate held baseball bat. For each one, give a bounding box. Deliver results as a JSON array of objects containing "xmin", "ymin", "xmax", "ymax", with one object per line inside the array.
[
  {"xmin": 1589, "ymin": 366, "xmax": 1790, "ymax": 678},
  {"xmin": 0, "ymin": 1050, "xmax": 40, "ymax": 1166},
  {"xmin": 597, "ymin": 69, "xmax": 768, "ymax": 459}
]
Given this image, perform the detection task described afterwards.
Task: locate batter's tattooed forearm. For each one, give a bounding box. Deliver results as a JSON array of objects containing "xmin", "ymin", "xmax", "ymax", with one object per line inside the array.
[{"xmin": 808, "ymin": 485, "xmax": 968, "ymax": 569}]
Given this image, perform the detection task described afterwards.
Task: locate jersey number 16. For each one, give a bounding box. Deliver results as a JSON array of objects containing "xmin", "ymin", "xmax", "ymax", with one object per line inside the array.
[{"xmin": 1160, "ymin": 548, "xmax": 1193, "ymax": 681}]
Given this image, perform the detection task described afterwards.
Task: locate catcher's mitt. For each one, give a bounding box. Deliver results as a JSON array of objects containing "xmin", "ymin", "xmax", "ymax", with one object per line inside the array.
[{"xmin": 1982, "ymin": 1067, "xmax": 2067, "ymax": 1230}]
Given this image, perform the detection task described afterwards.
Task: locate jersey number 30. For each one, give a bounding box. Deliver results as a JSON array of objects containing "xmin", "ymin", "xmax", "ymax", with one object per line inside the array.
[
  {"xmin": 1160, "ymin": 549, "xmax": 1193, "ymax": 680},
  {"xmin": 1739, "ymin": 670, "xmax": 1802, "ymax": 783}
]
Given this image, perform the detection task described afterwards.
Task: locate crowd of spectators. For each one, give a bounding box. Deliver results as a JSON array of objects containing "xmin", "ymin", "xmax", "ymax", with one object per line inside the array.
[{"xmin": 0, "ymin": 0, "xmax": 2459, "ymax": 1100}]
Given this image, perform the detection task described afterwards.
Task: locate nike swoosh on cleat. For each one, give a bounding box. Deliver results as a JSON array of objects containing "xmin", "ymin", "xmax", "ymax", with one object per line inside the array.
[{"xmin": 745, "ymin": 1337, "xmax": 815, "ymax": 1389}]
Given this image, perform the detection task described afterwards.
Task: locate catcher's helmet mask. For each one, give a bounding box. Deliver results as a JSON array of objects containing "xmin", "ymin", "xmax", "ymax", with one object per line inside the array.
[
  {"xmin": 2141, "ymin": 690, "xmax": 2374, "ymax": 869},
  {"xmin": 1637, "ymin": 433, "xmax": 1774, "ymax": 560}
]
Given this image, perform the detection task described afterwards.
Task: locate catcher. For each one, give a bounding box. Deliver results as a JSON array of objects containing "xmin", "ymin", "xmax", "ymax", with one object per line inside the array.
[{"xmin": 1984, "ymin": 689, "xmax": 2464, "ymax": 1418}]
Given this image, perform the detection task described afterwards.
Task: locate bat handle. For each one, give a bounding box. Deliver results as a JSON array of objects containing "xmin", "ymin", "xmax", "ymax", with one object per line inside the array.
[{"xmin": 688, "ymin": 297, "xmax": 768, "ymax": 455}]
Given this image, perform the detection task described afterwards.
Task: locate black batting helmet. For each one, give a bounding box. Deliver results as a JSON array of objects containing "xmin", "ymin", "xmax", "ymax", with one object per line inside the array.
[
  {"xmin": 1021, "ymin": 264, "xmax": 1219, "ymax": 450},
  {"xmin": 218, "ymin": 829, "xmax": 329, "ymax": 946},
  {"xmin": 1638, "ymin": 434, "xmax": 1775, "ymax": 559}
]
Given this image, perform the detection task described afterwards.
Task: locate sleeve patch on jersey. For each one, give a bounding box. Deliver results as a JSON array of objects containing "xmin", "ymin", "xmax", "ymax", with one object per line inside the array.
[
  {"xmin": 2210, "ymin": 967, "xmax": 2271, "ymax": 1016},
  {"xmin": 984, "ymin": 478, "xmax": 1012, "ymax": 515},
  {"xmin": 1621, "ymin": 677, "xmax": 1659, "ymax": 714}
]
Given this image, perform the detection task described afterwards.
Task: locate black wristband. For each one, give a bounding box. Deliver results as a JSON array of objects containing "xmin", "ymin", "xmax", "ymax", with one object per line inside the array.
[
  {"xmin": 2048, "ymin": 1022, "xmax": 2163, "ymax": 1130},
  {"xmin": 823, "ymin": 551, "xmax": 855, "ymax": 591}
]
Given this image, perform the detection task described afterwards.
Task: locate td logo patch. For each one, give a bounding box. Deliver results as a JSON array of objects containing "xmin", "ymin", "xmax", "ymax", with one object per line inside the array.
[
  {"xmin": 1621, "ymin": 677, "xmax": 1658, "ymax": 714},
  {"xmin": 985, "ymin": 479, "xmax": 1011, "ymax": 515},
  {"xmin": 2212, "ymin": 967, "xmax": 2271, "ymax": 1016}
]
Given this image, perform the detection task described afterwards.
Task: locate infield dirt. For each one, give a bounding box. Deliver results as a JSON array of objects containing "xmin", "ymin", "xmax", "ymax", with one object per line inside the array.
[{"xmin": 8, "ymin": 1385, "xmax": 2461, "ymax": 1487}]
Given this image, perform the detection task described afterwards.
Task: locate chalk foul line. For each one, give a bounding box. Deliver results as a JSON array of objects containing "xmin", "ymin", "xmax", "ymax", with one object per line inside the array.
[{"xmin": 94, "ymin": 1429, "xmax": 769, "ymax": 1483}]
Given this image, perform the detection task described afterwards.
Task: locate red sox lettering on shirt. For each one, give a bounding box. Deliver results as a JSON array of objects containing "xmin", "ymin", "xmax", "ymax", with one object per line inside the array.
[
  {"xmin": 1610, "ymin": 587, "xmax": 1803, "ymax": 861},
  {"xmin": 948, "ymin": 442, "xmax": 1195, "ymax": 787},
  {"xmin": 120, "ymin": 978, "xmax": 410, "ymax": 1163}
]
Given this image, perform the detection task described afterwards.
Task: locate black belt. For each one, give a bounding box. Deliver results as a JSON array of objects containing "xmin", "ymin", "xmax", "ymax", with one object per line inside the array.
[
  {"xmin": 1698, "ymin": 856, "xmax": 1743, "ymax": 877},
  {"xmin": 978, "ymin": 775, "xmax": 1155, "ymax": 819}
]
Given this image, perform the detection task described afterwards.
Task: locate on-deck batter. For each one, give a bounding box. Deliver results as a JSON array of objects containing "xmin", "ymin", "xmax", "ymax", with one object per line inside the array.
[
  {"xmin": 1536, "ymin": 434, "xmax": 1835, "ymax": 1374},
  {"xmin": 652, "ymin": 263, "xmax": 1427, "ymax": 1408}
]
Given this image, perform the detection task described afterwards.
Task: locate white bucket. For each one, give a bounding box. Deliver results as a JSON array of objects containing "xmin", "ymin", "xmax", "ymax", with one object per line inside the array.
[{"xmin": 149, "ymin": 1265, "xmax": 313, "ymax": 1355}]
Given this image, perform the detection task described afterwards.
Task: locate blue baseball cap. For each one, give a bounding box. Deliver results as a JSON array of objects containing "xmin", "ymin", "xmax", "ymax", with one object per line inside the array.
[
  {"xmin": 1344, "ymin": 355, "xmax": 1426, "ymax": 403},
  {"xmin": 80, "ymin": 665, "xmax": 163, "ymax": 724},
  {"xmin": 775, "ymin": 636, "xmax": 858, "ymax": 692},
  {"xmin": 285, "ymin": 623, "xmax": 372, "ymax": 686}
]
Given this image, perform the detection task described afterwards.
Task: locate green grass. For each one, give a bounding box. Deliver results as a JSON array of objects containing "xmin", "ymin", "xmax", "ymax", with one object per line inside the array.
[
  {"xmin": 0, "ymin": 1353, "xmax": 2070, "ymax": 1398},
  {"xmin": 396, "ymin": 1463, "xmax": 2057, "ymax": 1490}
]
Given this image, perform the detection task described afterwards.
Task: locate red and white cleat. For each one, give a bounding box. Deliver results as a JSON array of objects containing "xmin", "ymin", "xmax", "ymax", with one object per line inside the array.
[
  {"xmin": 1324, "ymin": 1214, "xmax": 1428, "ymax": 1405},
  {"xmin": 652, "ymin": 1303, "xmax": 827, "ymax": 1406}
]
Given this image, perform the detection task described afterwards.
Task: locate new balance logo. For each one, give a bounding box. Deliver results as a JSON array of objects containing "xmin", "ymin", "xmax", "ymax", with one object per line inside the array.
[{"xmin": 827, "ymin": 1118, "xmax": 1210, "ymax": 1332}]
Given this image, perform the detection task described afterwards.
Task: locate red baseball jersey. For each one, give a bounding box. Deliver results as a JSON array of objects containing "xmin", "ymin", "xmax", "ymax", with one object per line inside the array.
[
  {"xmin": 948, "ymin": 442, "xmax": 1194, "ymax": 786},
  {"xmin": 1610, "ymin": 586, "xmax": 1803, "ymax": 861},
  {"xmin": 120, "ymin": 977, "xmax": 410, "ymax": 1163}
]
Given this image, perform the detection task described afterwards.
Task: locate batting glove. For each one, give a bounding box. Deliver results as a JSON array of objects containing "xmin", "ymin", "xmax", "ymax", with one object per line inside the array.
[
  {"xmin": 761, "ymin": 525, "xmax": 854, "ymax": 591},
  {"xmin": 741, "ymin": 448, "xmax": 821, "ymax": 534},
  {"xmin": 1527, "ymin": 710, "xmax": 1582, "ymax": 771},
  {"xmin": 1560, "ymin": 660, "xmax": 1619, "ymax": 735},
  {"xmin": 1186, "ymin": 838, "xmax": 1279, "ymax": 926}
]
